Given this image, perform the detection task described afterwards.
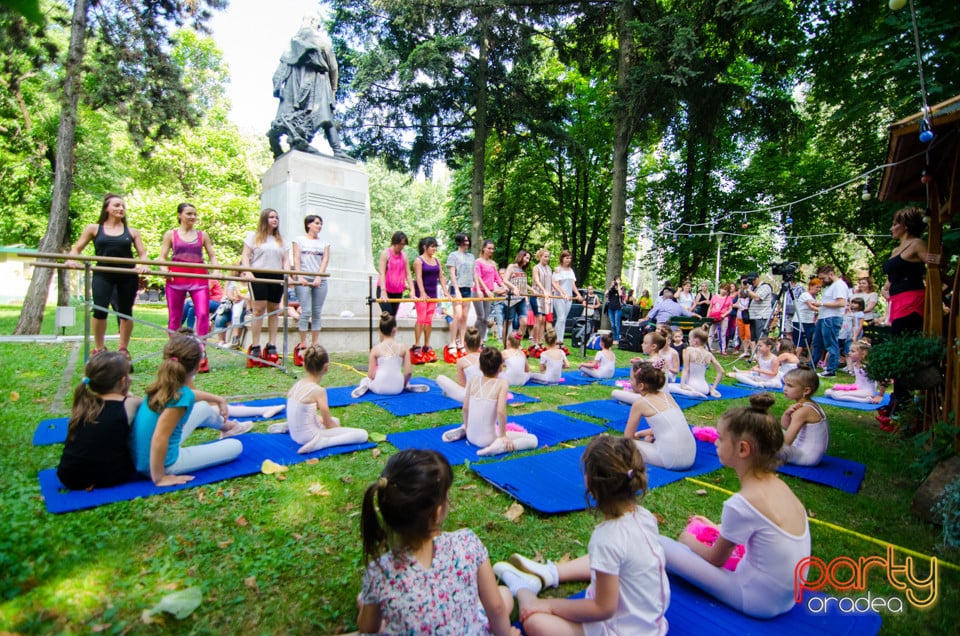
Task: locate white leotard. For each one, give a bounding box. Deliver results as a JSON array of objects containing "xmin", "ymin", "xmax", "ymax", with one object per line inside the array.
[
  {"xmin": 365, "ymin": 341, "xmax": 407, "ymax": 395},
  {"xmin": 286, "ymin": 381, "xmax": 331, "ymax": 445},
  {"xmin": 529, "ymin": 351, "xmax": 566, "ymax": 384},
  {"xmin": 436, "ymin": 353, "xmax": 482, "ymax": 403},
  {"xmin": 500, "ymin": 353, "xmax": 530, "ymax": 386},
  {"xmin": 824, "ymin": 362, "xmax": 876, "ymax": 401},
  {"xmin": 779, "ymin": 401, "xmax": 829, "ymax": 466},
  {"xmin": 465, "ymin": 377, "xmax": 502, "ymax": 448},
  {"xmin": 733, "ymin": 354, "xmax": 781, "ymax": 389},
  {"xmin": 582, "ymin": 350, "xmax": 616, "ymax": 379},
  {"xmin": 632, "ymin": 393, "xmax": 696, "ymax": 470},
  {"xmin": 668, "ymin": 348, "xmax": 715, "ymax": 396}
]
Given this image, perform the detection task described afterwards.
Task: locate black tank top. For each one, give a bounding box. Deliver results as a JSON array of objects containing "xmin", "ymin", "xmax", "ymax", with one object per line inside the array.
[
  {"xmin": 93, "ymin": 224, "xmax": 134, "ymax": 268},
  {"xmin": 883, "ymin": 254, "xmax": 925, "ymax": 296}
]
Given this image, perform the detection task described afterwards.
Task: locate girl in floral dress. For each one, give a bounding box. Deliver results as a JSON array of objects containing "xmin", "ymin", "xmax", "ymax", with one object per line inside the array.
[{"xmin": 358, "ymin": 449, "xmax": 518, "ymax": 635}]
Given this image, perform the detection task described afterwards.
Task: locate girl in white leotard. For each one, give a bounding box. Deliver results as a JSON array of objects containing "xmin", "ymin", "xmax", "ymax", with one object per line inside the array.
[
  {"xmin": 578, "ymin": 333, "xmax": 616, "ymax": 379},
  {"xmin": 352, "ymin": 313, "xmax": 427, "ymax": 398},
  {"xmin": 660, "ymin": 393, "xmax": 811, "ymax": 619},
  {"xmin": 500, "ymin": 333, "xmax": 531, "ymax": 386},
  {"xmin": 779, "ymin": 367, "xmax": 829, "ymax": 466},
  {"xmin": 824, "ymin": 341, "xmax": 883, "ymax": 403},
  {"xmin": 286, "ymin": 345, "xmax": 369, "ymax": 454},
  {"xmin": 617, "ymin": 331, "xmax": 674, "ymax": 405},
  {"xmin": 669, "ymin": 328, "xmax": 724, "ymax": 398},
  {"xmin": 436, "ymin": 327, "xmax": 483, "ymax": 402},
  {"xmin": 728, "ymin": 337, "xmax": 782, "ymax": 388},
  {"xmin": 443, "ymin": 347, "xmax": 539, "ymax": 455},
  {"xmin": 529, "ymin": 327, "xmax": 568, "ymax": 384},
  {"xmin": 623, "ymin": 361, "xmax": 697, "ymax": 470},
  {"xmin": 775, "ymin": 339, "xmax": 800, "ymax": 380}
]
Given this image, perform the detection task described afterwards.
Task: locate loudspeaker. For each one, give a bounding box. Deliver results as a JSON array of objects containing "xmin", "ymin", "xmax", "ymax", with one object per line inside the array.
[{"xmin": 619, "ymin": 321, "xmax": 645, "ymax": 352}]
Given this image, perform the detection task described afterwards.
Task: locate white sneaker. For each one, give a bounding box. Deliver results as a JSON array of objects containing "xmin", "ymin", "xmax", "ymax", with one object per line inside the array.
[
  {"xmin": 493, "ymin": 562, "xmax": 542, "ymax": 595},
  {"xmin": 406, "ymin": 383, "xmax": 429, "ymax": 393},
  {"xmin": 266, "ymin": 422, "xmax": 289, "ymax": 434},
  {"xmin": 509, "ymin": 553, "xmax": 558, "ymax": 588},
  {"xmin": 351, "ymin": 384, "xmax": 369, "ymax": 399},
  {"xmin": 442, "ymin": 427, "xmax": 466, "ymax": 442},
  {"xmin": 220, "ymin": 420, "xmax": 254, "ymax": 439}
]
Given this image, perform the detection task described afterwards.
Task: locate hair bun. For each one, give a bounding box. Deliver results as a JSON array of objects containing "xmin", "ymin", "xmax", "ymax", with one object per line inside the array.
[{"xmin": 748, "ymin": 392, "xmax": 776, "ymax": 413}]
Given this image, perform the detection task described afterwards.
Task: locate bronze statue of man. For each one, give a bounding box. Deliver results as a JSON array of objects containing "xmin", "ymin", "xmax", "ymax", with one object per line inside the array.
[{"xmin": 268, "ymin": 15, "xmax": 350, "ymax": 159}]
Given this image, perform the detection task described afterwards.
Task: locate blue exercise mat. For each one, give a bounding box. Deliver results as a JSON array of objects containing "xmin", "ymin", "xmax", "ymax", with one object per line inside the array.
[
  {"xmin": 386, "ymin": 411, "xmax": 605, "ymax": 466},
  {"xmin": 697, "ymin": 440, "xmax": 866, "ymax": 493},
  {"xmin": 470, "ymin": 440, "xmax": 722, "ymax": 514},
  {"xmin": 369, "ymin": 379, "xmax": 540, "ymax": 417},
  {"xmin": 31, "ymin": 396, "xmax": 289, "ymax": 447},
  {"xmin": 37, "ymin": 433, "xmax": 376, "ymax": 514},
  {"xmin": 557, "ymin": 371, "xmax": 603, "ymax": 386},
  {"xmin": 559, "ymin": 399, "xmax": 631, "ymax": 423},
  {"xmin": 814, "ymin": 394, "xmax": 890, "ymax": 411}
]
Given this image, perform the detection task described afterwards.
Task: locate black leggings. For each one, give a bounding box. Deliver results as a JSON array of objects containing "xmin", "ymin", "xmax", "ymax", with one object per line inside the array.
[{"xmin": 91, "ymin": 271, "xmax": 138, "ymax": 319}]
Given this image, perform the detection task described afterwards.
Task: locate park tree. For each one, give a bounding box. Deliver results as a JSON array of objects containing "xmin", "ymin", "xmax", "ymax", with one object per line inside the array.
[{"xmin": 14, "ymin": 0, "xmax": 227, "ymax": 336}]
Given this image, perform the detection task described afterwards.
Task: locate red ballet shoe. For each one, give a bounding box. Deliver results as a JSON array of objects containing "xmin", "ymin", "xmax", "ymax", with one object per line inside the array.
[
  {"xmin": 293, "ymin": 344, "xmax": 304, "ymax": 367},
  {"xmin": 443, "ymin": 345, "xmax": 458, "ymax": 364},
  {"xmin": 198, "ymin": 356, "xmax": 210, "ymax": 374},
  {"xmin": 423, "ymin": 346, "xmax": 438, "ymax": 363},
  {"xmin": 263, "ymin": 344, "xmax": 280, "ymax": 366},
  {"xmin": 410, "ymin": 346, "xmax": 425, "ymax": 365},
  {"xmin": 247, "ymin": 345, "xmax": 263, "ymax": 368}
]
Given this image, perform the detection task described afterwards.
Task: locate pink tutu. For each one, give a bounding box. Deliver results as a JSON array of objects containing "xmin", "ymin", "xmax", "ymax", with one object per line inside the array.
[
  {"xmin": 505, "ymin": 422, "xmax": 528, "ymax": 434},
  {"xmin": 692, "ymin": 426, "xmax": 718, "ymax": 443},
  {"xmin": 684, "ymin": 518, "xmax": 745, "ymax": 571},
  {"xmin": 615, "ymin": 379, "xmax": 632, "ymax": 390},
  {"xmin": 831, "ymin": 383, "xmax": 858, "ymax": 391}
]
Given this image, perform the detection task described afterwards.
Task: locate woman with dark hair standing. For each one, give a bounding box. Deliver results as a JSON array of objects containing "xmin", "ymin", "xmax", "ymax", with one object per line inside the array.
[
  {"xmin": 292, "ymin": 214, "xmax": 330, "ymax": 364},
  {"xmin": 880, "ymin": 207, "xmax": 940, "ymax": 419},
  {"xmin": 160, "ymin": 202, "xmax": 219, "ymax": 372},
  {"xmin": 503, "ymin": 249, "xmax": 532, "ymax": 342},
  {"xmin": 241, "ymin": 208, "xmax": 288, "ymax": 367},
  {"xmin": 66, "ymin": 194, "xmax": 148, "ymax": 361},
  {"xmin": 606, "ymin": 277, "xmax": 623, "ymax": 345},
  {"xmin": 376, "ymin": 231, "xmax": 415, "ymax": 316},
  {"xmin": 445, "ymin": 233, "xmax": 473, "ymax": 357},
  {"xmin": 474, "ymin": 239, "xmax": 506, "ymax": 342}
]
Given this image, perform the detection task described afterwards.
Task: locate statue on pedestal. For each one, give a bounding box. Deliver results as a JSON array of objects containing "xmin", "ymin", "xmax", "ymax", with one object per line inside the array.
[{"xmin": 267, "ymin": 15, "xmax": 351, "ymax": 160}]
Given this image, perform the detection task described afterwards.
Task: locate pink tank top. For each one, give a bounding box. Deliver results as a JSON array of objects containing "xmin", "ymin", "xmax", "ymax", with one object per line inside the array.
[
  {"xmin": 381, "ymin": 249, "xmax": 408, "ymax": 294},
  {"xmin": 170, "ymin": 230, "xmax": 206, "ymax": 286}
]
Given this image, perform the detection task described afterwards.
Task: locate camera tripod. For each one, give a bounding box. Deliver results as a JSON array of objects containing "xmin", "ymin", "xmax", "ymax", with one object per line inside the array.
[{"xmin": 745, "ymin": 279, "xmax": 811, "ymax": 365}]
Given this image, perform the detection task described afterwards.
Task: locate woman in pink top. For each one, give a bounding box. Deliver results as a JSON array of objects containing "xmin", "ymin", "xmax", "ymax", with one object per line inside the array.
[
  {"xmin": 474, "ymin": 239, "xmax": 506, "ymax": 342},
  {"xmin": 707, "ymin": 285, "xmax": 734, "ymax": 354},
  {"xmin": 376, "ymin": 231, "xmax": 415, "ymax": 316}
]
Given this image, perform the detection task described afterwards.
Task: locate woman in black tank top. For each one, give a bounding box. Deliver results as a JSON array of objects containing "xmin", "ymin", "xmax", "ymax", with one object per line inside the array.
[{"xmin": 66, "ymin": 194, "xmax": 148, "ymax": 361}]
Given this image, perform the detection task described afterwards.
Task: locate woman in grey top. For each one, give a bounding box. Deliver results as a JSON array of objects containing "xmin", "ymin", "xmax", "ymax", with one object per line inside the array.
[{"xmin": 445, "ymin": 233, "xmax": 474, "ymax": 354}]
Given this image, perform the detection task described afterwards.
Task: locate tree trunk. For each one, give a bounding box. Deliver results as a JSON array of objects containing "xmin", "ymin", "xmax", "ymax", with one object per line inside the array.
[
  {"xmin": 14, "ymin": 0, "xmax": 88, "ymax": 335},
  {"xmin": 603, "ymin": 0, "xmax": 636, "ymax": 326},
  {"xmin": 469, "ymin": 10, "xmax": 490, "ymax": 254}
]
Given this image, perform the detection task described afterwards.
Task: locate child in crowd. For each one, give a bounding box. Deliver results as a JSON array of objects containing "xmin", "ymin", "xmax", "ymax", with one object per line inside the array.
[
  {"xmin": 129, "ymin": 335, "xmax": 251, "ymax": 486},
  {"xmin": 358, "ymin": 449, "xmax": 517, "ymax": 636},
  {"xmin": 529, "ymin": 327, "xmax": 569, "ymax": 384},
  {"xmin": 735, "ymin": 288, "xmax": 753, "ymax": 359},
  {"xmin": 500, "ymin": 332, "xmax": 531, "ymax": 386},
  {"xmin": 838, "ymin": 297, "xmax": 865, "ymax": 370},
  {"xmin": 776, "ymin": 339, "xmax": 800, "ymax": 379},
  {"xmin": 778, "ymin": 367, "xmax": 829, "ymax": 466},
  {"xmin": 578, "ymin": 333, "xmax": 616, "ymax": 379},
  {"xmin": 630, "ymin": 330, "xmax": 679, "ymax": 383},
  {"xmin": 728, "ymin": 337, "xmax": 782, "ymax": 389},
  {"xmin": 286, "ymin": 345, "xmax": 369, "ymax": 454},
  {"xmin": 436, "ymin": 326, "xmax": 483, "ymax": 402},
  {"xmin": 670, "ymin": 328, "xmax": 687, "ymax": 361},
  {"xmin": 660, "ymin": 393, "xmax": 811, "ymax": 618},
  {"xmin": 442, "ymin": 347, "xmax": 539, "ymax": 455},
  {"xmin": 352, "ymin": 313, "xmax": 429, "ymax": 398},
  {"xmin": 825, "ymin": 341, "xmax": 882, "ymax": 403},
  {"xmin": 658, "ymin": 325, "xmax": 681, "ymax": 380},
  {"xmin": 57, "ymin": 352, "xmax": 139, "ymax": 490},
  {"xmin": 622, "ymin": 361, "xmax": 697, "ymax": 470},
  {"xmin": 495, "ymin": 436, "xmax": 669, "ymax": 635},
  {"xmin": 670, "ymin": 328, "xmax": 724, "ymax": 399}
]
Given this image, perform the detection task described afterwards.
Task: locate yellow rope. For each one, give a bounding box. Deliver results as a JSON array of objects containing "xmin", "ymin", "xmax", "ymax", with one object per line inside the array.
[
  {"xmin": 683, "ymin": 477, "xmax": 960, "ymax": 572},
  {"xmin": 330, "ymin": 361, "xmax": 368, "ymax": 377}
]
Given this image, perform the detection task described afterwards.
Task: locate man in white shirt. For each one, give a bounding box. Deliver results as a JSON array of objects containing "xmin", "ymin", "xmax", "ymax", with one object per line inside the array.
[{"xmin": 810, "ymin": 265, "xmax": 849, "ymax": 377}]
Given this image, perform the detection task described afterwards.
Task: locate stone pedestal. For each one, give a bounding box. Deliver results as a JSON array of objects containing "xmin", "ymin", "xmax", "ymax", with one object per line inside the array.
[{"xmin": 261, "ymin": 151, "xmax": 375, "ymax": 318}]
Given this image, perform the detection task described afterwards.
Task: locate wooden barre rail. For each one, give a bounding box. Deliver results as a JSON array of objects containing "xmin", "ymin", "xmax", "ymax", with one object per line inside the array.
[{"xmin": 33, "ymin": 262, "xmax": 279, "ymax": 286}]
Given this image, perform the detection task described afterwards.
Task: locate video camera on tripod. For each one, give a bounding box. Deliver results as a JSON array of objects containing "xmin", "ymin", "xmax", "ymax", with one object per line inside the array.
[{"xmin": 771, "ymin": 261, "xmax": 799, "ymax": 282}]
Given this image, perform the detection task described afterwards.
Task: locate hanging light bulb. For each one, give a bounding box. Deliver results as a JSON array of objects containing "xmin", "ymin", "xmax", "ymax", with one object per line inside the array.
[
  {"xmin": 786, "ymin": 216, "xmax": 793, "ymax": 225},
  {"xmin": 741, "ymin": 222, "xmax": 749, "ymax": 229},
  {"xmin": 861, "ymin": 179, "xmax": 872, "ymax": 201},
  {"xmin": 923, "ymin": 208, "xmax": 931, "ymax": 223},
  {"xmin": 919, "ymin": 117, "xmax": 935, "ymax": 143},
  {"xmin": 921, "ymin": 166, "xmax": 933, "ymax": 184},
  {"xmin": 889, "ymin": 0, "xmax": 907, "ymax": 9}
]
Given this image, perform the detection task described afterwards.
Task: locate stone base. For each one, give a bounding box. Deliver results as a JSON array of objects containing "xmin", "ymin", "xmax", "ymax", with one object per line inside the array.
[
  {"xmin": 261, "ymin": 151, "xmax": 375, "ymax": 318},
  {"xmin": 243, "ymin": 315, "xmax": 454, "ymax": 354},
  {"xmin": 911, "ymin": 455, "xmax": 960, "ymax": 524}
]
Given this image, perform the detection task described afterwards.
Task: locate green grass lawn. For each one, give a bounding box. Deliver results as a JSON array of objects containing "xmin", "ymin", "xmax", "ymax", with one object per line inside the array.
[{"xmin": 1, "ymin": 304, "xmax": 958, "ymax": 633}]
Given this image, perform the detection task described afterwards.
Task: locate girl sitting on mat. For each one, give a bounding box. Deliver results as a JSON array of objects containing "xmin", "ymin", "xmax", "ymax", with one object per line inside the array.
[
  {"xmin": 495, "ymin": 436, "xmax": 669, "ymax": 635},
  {"xmin": 58, "ymin": 352, "xmax": 139, "ymax": 490},
  {"xmin": 358, "ymin": 449, "xmax": 517, "ymax": 636},
  {"xmin": 436, "ymin": 326, "xmax": 483, "ymax": 402},
  {"xmin": 727, "ymin": 337, "xmax": 782, "ymax": 389},
  {"xmin": 129, "ymin": 335, "xmax": 252, "ymax": 487},
  {"xmin": 778, "ymin": 367, "xmax": 829, "ymax": 466},
  {"xmin": 442, "ymin": 347, "xmax": 539, "ymax": 455},
  {"xmin": 500, "ymin": 332, "xmax": 531, "ymax": 386},
  {"xmin": 352, "ymin": 312, "xmax": 429, "ymax": 398},
  {"xmin": 529, "ymin": 327, "xmax": 569, "ymax": 384},
  {"xmin": 578, "ymin": 333, "xmax": 616, "ymax": 379},
  {"xmin": 823, "ymin": 340, "xmax": 882, "ymax": 403},
  {"xmin": 628, "ymin": 331, "xmax": 677, "ymax": 384},
  {"xmin": 660, "ymin": 393, "xmax": 810, "ymax": 619},
  {"xmin": 668, "ymin": 327, "xmax": 723, "ymax": 399},
  {"xmin": 619, "ymin": 361, "xmax": 696, "ymax": 470},
  {"xmin": 775, "ymin": 339, "xmax": 800, "ymax": 378},
  {"xmin": 286, "ymin": 345, "xmax": 369, "ymax": 454}
]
